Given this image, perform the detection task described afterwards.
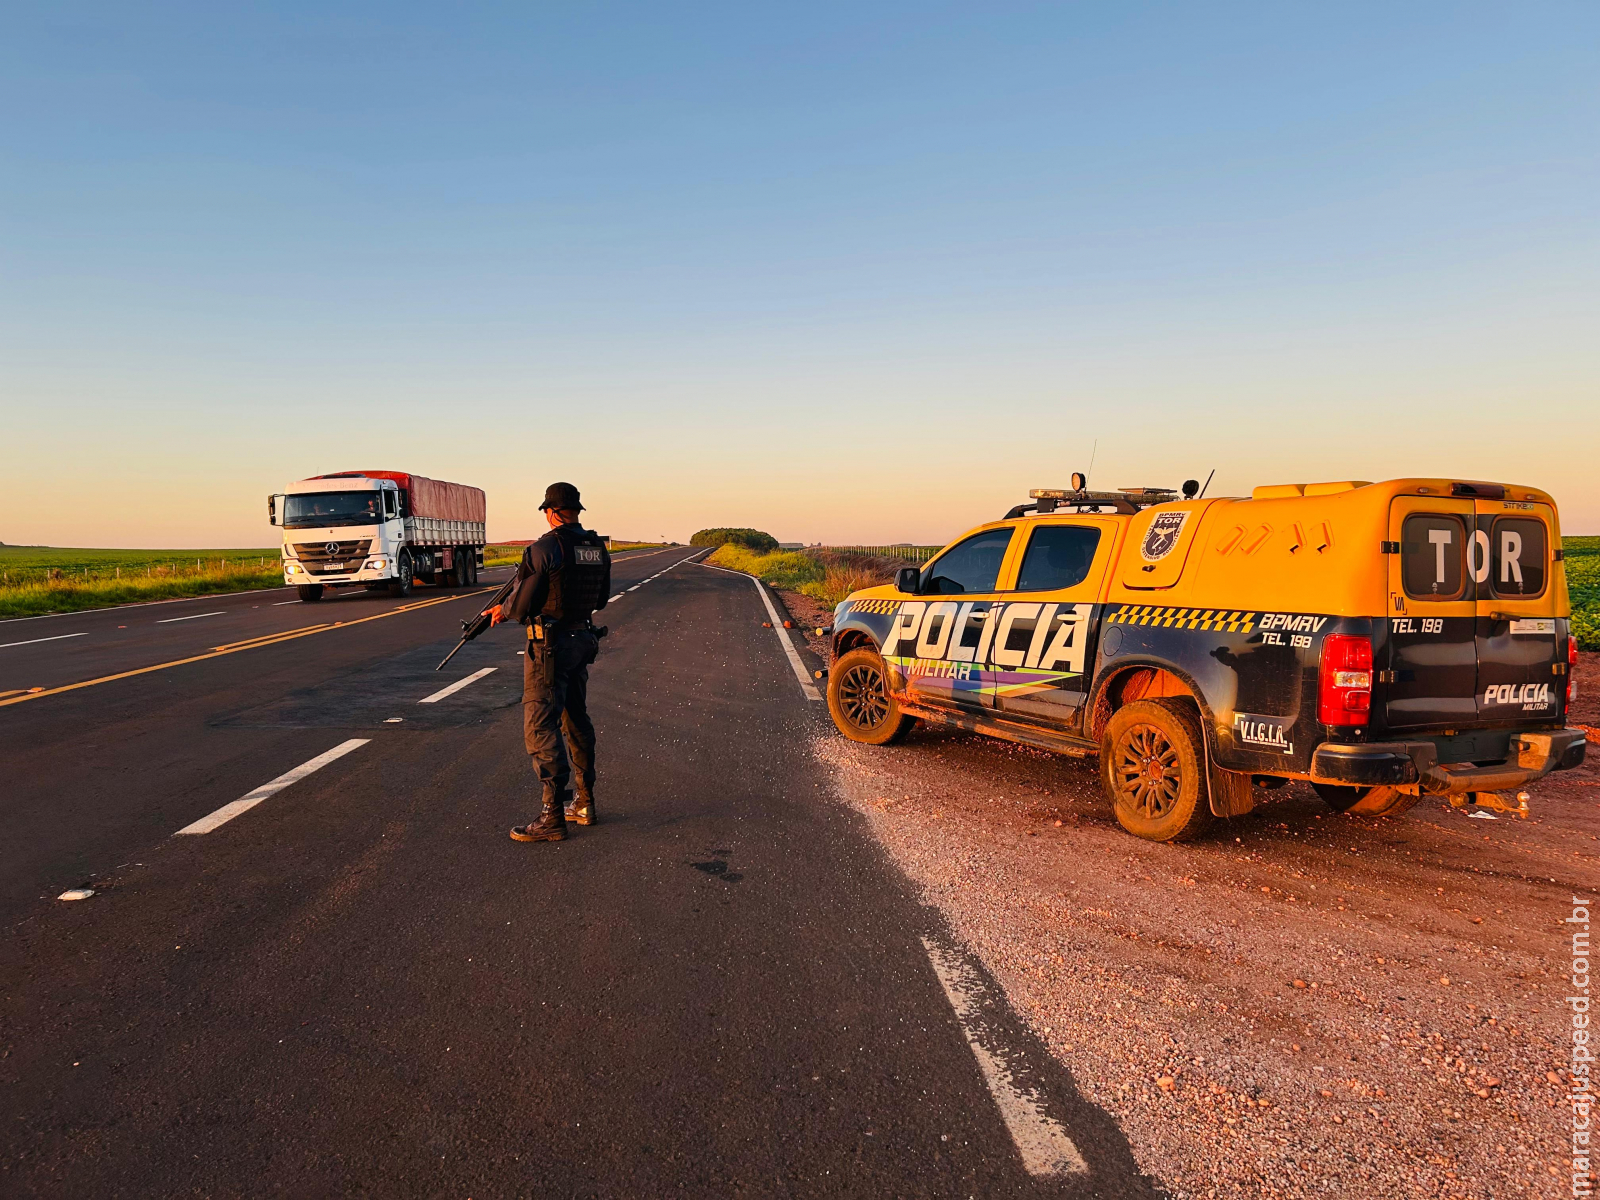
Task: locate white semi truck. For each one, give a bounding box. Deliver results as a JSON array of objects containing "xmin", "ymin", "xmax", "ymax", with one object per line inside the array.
[{"xmin": 268, "ymin": 470, "xmax": 487, "ymax": 601}]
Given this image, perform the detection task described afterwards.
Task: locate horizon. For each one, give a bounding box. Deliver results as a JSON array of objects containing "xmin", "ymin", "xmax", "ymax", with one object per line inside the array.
[{"xmin": 5, "ymin": 3, "xmax": 1596, "ymax": 546}]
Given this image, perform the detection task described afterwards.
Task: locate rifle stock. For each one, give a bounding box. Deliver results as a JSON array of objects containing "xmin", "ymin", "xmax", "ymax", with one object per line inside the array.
[{"xmin": 435, "ymin": 573, "xmax": 519, "ymax": 670}]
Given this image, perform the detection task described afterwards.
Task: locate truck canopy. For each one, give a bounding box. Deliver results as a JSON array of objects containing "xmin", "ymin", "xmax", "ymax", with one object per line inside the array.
[{"xmin": 311, "ymin": 471, "xmax": 486, "ymax": 524}]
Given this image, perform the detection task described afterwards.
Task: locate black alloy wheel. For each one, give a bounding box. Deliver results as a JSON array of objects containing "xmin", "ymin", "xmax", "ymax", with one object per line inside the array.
[
  {"xmin": 826, "ymin": 647, "xmax": 917, "ymax": 745},
  {"xmin": 1100, "ymin": 699, "xmax": 1213, "ymax": 842},
  {"xmin": 1114, "ymin": 724, "xmax": 1181, "ymax": 821},
  {"xmin": 839, "ymin": 662, "xmax": 889, "ymax": 730}
]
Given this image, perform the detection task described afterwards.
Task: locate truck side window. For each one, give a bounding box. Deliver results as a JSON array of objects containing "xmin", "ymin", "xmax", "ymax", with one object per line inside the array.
[
  {"xmin": 1401, "ymin": 514, "xmax": 1466, "ymax": 600},
  {"xmin": 382, "ymin": 490, "xmax": 397, "ymax": 519},
  {"xmin": 1014, "ymin": 525, "xmax": 1102, "ymax": 591},
  {"xmin": 921, "ymin": 529, "xmax": 1013, "ymax": 595},
  {"xmin": 1489, "ymin": 517, "xmax": 1546, "ymax": 598}
]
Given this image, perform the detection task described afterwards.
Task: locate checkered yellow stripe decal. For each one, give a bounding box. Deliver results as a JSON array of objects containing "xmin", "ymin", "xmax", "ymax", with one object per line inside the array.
[
  {"xmin": 847, "ymin": 599, "xmax": 901, "ymax": 615},
  {"xmin": 1108, "ymin": 605, "xmax": 1256, "ymax": 633}
]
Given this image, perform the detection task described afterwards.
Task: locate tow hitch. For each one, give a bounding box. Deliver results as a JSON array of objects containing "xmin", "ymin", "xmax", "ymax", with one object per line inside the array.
[{"xmin": 1448, "ymin": 791, "xmax": 1531, "ymax": 819}]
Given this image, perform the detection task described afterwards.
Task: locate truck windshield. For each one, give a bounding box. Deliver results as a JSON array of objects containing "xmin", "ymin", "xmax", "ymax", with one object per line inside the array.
[{"xmin": 283, "ymin": 492, "xmax": 383, "ymax": 529}]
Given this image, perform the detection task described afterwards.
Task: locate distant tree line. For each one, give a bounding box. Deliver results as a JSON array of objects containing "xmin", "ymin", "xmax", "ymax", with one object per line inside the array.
[{"xmin": 689, "ymin": 527, "xmax": 778, "ymax": 552}]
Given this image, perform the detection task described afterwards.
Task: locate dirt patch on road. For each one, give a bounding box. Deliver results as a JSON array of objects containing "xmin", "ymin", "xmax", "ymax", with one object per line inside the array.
[{"xmin": 813, "ymin": 651, "xmax": 1600, "ymax": 1199}]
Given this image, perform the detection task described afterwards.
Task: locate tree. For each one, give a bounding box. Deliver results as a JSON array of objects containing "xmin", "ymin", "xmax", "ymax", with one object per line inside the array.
[{"xmin": 689, "ymin": 527, "xmax": 778, "ymax": 552}]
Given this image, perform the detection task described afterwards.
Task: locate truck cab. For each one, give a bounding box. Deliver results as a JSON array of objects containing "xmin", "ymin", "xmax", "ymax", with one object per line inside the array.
[{"xmin": 269, "ymin": 470, "xmax": 486, "ymax": 601}]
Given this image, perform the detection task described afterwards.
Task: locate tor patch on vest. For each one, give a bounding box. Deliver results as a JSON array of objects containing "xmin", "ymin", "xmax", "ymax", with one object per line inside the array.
[
  {"xmin": 574, "ymin": 546, "xmax": 604, "ymax": 565},
  {"xmin": 1140, "ymin": 511, "xmax": 1188, "ymax": 561}
]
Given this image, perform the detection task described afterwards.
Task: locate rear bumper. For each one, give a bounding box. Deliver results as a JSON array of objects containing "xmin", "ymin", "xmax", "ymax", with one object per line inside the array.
[{"xmin": 1312, "ymin": 729, "xmax": 1587, "ymax": 794}]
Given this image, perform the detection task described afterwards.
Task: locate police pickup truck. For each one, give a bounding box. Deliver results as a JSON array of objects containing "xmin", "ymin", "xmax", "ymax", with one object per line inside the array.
[{"xmin": 824, "ymin": 477, "xmax": 1586, "ymax": 842}]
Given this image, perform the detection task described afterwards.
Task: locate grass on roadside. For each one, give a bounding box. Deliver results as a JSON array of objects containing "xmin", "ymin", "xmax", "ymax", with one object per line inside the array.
[
  {"xmin": 0, "ymin": 545, "xmax": 288, "ymax": 618},
  {"xmin": 706, "ymin": 544, "xmax": 899, "ymax": 606},
  {"xmin": 0, "ymin": 565, "xmax": 287, "ymax": 619}
]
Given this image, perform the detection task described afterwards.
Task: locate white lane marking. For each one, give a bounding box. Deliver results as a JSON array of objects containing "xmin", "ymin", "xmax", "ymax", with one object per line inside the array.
[
  {"xmin": 0, "ymin": 632, "xmax": 88, "ymax": 649},
  {"xmin": 610, "ymin": 546, "xmax": 681, "ymax": 561},
  {"xmin": 602, "ymin": 549, "xmax": 705, "ymax": 605},
  {"xmin": 174, "ymin": 739, "xmax": 370, "ymax": 835},
  {"xmin": 418, "ymin": 666, "xmax": 497, "ymax": 704},
  {"xmin": 156, "ymin": 610, "xmax": 226, "ymax": 624},
  {"xmin": 920, "ymin": 937, "xmax": 1088, "ymax": 1176},
  {"xmin": 273, "ymin": 600, "xmax": 302, "ymax": 606},
  {"xmin": 699, "ymin": 562, "xmax": 821, "ymax": 701}
]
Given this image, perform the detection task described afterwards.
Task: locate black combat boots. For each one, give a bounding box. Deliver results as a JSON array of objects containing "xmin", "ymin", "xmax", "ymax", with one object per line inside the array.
[
  {"xmin": 564, "ymin": 792, "xmax": 596, "ymax": 826},
  {"xmin": 509, "ymin": 796, "xmax": 567, "ymax": 842}
]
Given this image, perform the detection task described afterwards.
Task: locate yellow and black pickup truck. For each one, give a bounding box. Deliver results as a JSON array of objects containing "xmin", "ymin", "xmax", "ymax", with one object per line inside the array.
[{"xmin": 823, "ymin": 477, "xmax": 1586, "ymax": 842}]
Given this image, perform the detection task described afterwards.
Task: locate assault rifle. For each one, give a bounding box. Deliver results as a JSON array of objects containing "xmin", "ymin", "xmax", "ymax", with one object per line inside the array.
[{"xmin": 435, "ymin": 573, "xmax": 518, "ymax": 671}]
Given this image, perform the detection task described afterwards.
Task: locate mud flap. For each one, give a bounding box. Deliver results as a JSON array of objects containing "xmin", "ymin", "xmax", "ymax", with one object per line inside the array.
[{"xmin": 1201, "ymin": 730, "xmax": 1255, "ymax": 818}]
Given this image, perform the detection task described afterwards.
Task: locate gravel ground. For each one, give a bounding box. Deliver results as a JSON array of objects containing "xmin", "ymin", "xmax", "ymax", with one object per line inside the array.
[{"xmin": 793, "ymin": 592, "xmax": 1599, "ymax": 1200}]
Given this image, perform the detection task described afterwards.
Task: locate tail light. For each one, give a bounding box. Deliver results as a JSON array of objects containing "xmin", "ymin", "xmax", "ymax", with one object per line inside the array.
[
  {"xmin": 1320, "ymin": 634, "xmax": 1373, "ymax": 726},
  {"xmin": 1571, "ymin": 635, "xmax": 1581, "ymax": 707}
]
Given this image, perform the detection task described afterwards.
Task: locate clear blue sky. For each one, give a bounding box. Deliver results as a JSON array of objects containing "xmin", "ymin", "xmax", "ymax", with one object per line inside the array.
[{"xmin": 3, "ymin": 2, "xmax": 1596, "ymax": 545}]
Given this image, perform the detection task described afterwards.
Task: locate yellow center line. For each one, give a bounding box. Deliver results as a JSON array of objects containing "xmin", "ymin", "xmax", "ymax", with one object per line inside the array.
[
  {"xmin": 0, "ymin": 589, "xmax": 493, "ymax": 710},
  {"xmin": 212, "ymin": 623, "xmax": 337, "ymax": 651}
]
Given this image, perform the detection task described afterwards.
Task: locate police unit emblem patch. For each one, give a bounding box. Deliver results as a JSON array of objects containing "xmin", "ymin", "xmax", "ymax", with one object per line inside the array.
[
  {"xmin": 575, "ymin": 547, "xmax": 604, "ymax": 565},
  {"xmin": 1140, "ymin": 512, "xmax": 1188, "ymax": 562}
]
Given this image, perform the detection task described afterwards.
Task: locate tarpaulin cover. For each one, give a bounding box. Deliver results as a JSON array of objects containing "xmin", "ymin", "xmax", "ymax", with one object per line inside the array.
[{"xmin": 313, "ymin": 471, "xmax": 486, "ymax": 523}]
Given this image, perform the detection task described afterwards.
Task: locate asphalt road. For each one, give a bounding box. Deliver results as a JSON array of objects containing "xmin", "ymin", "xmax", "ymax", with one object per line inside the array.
[{"xmin": 0, "ymin": 548, "xmax": 1152, "ymax": 1197}]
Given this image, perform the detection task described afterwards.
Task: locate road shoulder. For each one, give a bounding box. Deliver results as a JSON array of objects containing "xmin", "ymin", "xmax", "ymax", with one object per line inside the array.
[{"xmin": 811, "ymin": 706, "xmax": 1591, "ymax": 1198}]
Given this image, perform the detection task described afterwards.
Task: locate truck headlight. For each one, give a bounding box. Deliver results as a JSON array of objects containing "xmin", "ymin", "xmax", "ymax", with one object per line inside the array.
[
  {"xmin": 286, "ymin": 562, "xmax": 301, "ymax": 574},
  {"xmin": 365, "ymin": 558, "xmax": 387, "ymax": 570}
]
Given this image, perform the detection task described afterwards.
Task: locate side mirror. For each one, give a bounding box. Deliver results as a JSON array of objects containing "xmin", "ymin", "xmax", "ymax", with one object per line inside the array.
[
  {"xmin": 267, "ymin": 494, "xmax": 283, "ymax": 525},
  {"xmin": 895, "ymin": 566, "xmax": 921, "ymax": 594}
]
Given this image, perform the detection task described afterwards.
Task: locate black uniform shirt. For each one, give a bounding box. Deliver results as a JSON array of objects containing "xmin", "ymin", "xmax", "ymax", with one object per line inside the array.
[{"xmin": 506, "ymin": 526, "xmax": 611, "ymax": 625}]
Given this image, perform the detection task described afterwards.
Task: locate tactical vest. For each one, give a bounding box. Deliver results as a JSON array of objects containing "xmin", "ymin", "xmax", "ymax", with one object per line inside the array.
[{"xmin": 540, "ymin": 525, "xmax": 608, "ymax": 624}]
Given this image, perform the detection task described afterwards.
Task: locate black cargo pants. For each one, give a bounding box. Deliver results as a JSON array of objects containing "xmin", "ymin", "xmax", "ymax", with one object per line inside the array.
[{"xmin": 523, "ymin": 626, "xmax": 599, "ymax": 805}]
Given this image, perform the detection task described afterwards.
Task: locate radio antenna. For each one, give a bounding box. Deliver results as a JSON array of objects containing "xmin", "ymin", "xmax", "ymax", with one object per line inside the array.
[
  {"xmin": 1197, "ymin": 468, "xmax": 1215, "ymax": 498},
  {"xmin": 1085, "ymin": 438, "xmax": 1098, "ymax": 486}
]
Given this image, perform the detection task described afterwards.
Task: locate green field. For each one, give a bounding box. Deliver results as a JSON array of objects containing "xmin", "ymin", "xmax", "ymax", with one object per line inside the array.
[
  {"xmin": 1565, "ymin": 536, "xmax": 1599, "ymax": 651},
  {"xmin": 0, "ymin": 545, "xmax": 286, "ymax": 619},
  {"xmin": 0, "ymin": 544, "xmax": 281, "ymax": 580}
]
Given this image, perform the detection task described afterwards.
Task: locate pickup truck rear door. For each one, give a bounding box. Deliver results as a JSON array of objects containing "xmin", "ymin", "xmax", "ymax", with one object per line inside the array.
[
  {"xmin": 1385, "ymin": 496, "xmax": 1478, "ymax": 729},
  {"xmin": 1472, "ymin": 500, "xmax": 1562, "ymax": 725},
  {"xmin": 988, "ymin": 517, "xmax": 1118, "ymax": 731}
]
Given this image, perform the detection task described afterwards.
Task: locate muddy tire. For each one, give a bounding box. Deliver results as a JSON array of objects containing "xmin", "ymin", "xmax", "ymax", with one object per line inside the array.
[
  {"xmin": 827, "ymin": 647, "xmax": 917, "ymax": 746},
  {"xmin": 1313, "ymin": 783, "xmax": 1422, "ymax": 818},
  {"xmin": 296, "ymin": 584, "xmax": 324, "ymax": 602},
  {"xmin": 1101, "ymin": 699, "xmax": 1214, "ymax": 842}
]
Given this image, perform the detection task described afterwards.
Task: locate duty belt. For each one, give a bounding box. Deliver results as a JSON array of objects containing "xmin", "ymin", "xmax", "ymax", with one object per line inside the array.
[{"xmin": 527, "ymin": 617, "xmax": 593, "ymax": 642}]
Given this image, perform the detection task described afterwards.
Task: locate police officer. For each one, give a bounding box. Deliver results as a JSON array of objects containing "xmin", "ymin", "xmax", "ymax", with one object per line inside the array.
[{"xmin": 484, "ymin": 482, "xmax": 611, "ymax": 843}]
